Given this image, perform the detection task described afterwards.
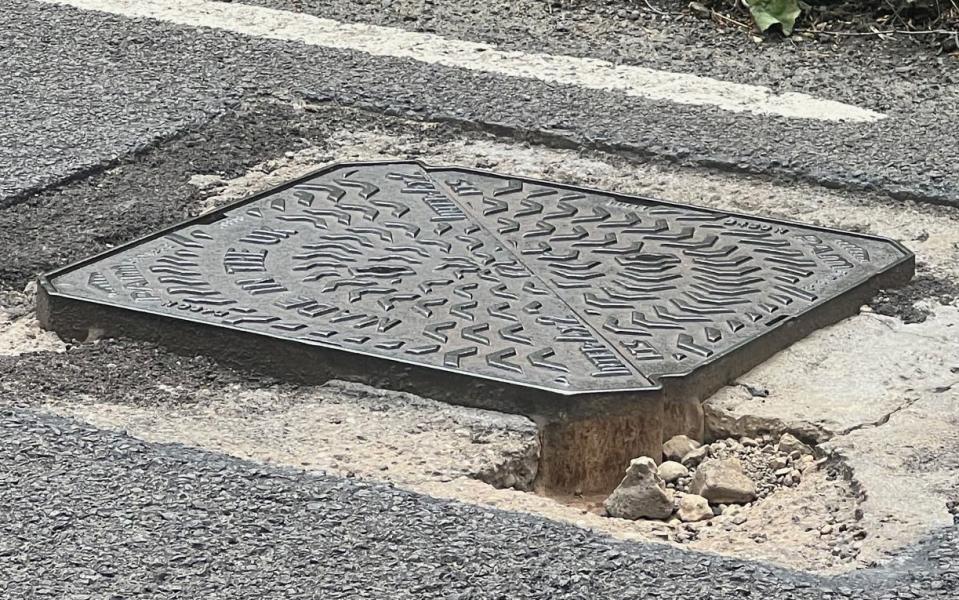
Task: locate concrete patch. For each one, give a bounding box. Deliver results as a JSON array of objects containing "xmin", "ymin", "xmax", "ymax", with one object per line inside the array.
[
  {"xmin": 705, "ymin": 305, "xmax": 959, "ymax": 562},
  {"xmin": 45, "ymin": 380, "xmax": 540, "ymax": 490},
  {"xmin": 0, "ymin": 286, "xmax": 65, "ymax": 357},
  {"xmin": 173, "ymin": 124, "xmax": 959, "ymax": 567},
  {"xmin": 822, "ymin": 383, "xmax": 959, "ymax": 567},
  {"xmin": 705, "ymin": 307, "xmax": 959, "ymax": 443},
  {"xmin": 0, "ymin": 313, "xmax": 65, "ymax": 357}
]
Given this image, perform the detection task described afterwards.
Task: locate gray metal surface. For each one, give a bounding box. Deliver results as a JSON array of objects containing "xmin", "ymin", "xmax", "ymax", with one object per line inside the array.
[{"xmin": 39, "ymin": 161, "xmax": 913, "ymax": 399}]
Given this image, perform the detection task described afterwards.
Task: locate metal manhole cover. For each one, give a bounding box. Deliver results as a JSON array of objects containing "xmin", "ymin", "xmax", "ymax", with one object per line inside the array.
[{"xmin": 39, "ymin": 161, "xmax": 913, "ymax": 411}]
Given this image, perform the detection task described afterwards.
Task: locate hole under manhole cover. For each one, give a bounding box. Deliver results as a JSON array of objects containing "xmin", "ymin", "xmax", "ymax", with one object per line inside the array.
[{"xmin": 37, "ymin": 161, "xmax": 913, "ymax": 493}]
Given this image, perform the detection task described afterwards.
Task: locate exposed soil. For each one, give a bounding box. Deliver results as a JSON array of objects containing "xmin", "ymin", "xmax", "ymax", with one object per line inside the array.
[{"xmin": 0, "ymin": 330, "xmax": 869, "ymax": 573}]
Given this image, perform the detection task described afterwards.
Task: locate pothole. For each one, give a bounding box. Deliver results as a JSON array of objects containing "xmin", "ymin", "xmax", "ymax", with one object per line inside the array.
[{"xmin": 32, "ymin": 371, "xmax": 868, "ymax": 574}]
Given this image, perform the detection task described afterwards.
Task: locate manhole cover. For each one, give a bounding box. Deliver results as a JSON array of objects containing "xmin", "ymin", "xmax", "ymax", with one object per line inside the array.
[{"xmin": 39, "ymin": 161, "xmax": 913, "ymax": 412}]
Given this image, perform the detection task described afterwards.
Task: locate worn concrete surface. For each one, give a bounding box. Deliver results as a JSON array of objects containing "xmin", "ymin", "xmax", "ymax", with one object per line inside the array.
[
  {"xmin": 706, "ymin": 304, "xmax": 959, "ymax": 564},
  {"xmin": 823, "ymin": 376, "xmax": 959, "ymax": 567},
  {"xmin": 706, "ymin": 307, "xmax": 959, "ymax": 442},
  {"xmin": 45, "ymin": 380, "xmax": 541, "ymax": 490},
  {"xmin": 0, "ymin": 287, "xmax": 65, "ymax": 357}
]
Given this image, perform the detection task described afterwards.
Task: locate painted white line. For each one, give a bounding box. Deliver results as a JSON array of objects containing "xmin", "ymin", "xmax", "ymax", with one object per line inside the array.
[{"xmin": 40, "ymin": 0, "xmax": 885, "ymax": 123}]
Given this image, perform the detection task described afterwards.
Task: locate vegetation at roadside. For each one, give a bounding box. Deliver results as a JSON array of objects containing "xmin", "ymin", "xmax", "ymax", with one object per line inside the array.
[
  {"xmin": 557, "ymin": 0, "xmax": 959, "ymax": 51},
  {"xmin": 699, "ymin": 0, "xmax": 959, "ymax": 50}
]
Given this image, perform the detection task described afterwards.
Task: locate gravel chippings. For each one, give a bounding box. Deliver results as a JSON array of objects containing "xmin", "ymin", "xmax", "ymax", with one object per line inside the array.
[{"xmin": 0, "ymin": 407, "xmax": 956, "ymax": 599}]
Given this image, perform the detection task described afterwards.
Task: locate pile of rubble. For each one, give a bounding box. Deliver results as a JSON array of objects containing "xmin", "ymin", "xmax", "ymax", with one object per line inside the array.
[{"xmin": 604, "ymin": 432, "xmax": 819, "ymax": 523}]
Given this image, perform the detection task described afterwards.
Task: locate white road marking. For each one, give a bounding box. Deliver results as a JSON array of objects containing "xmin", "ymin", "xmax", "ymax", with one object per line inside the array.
[{"xmin": 40, "ymin": 0, "xmax": 885, "ymax": 123}]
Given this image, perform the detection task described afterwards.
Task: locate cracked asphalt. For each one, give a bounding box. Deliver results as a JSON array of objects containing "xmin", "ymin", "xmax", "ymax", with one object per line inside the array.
[{"xmin": 2, "ymin": 0, "xmax": 958, "ymax": 596}]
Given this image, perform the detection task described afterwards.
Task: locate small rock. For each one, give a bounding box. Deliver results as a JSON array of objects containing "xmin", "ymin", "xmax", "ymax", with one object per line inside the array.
[
  {"xmin": 677, "ymin": 494, "xmax": 713, "ymax": 522},
  {"xmin": 778, "ymin": 433, "xmax": 813, "ymax": 456},
  {"xmin": 690, "ymin": 459, "xmax": 758, "ymax": 504},
  {"xmin": 680, "ymin": 445, "xmax": 710, "ymax": 467},
  {"xmin": 663, "ymin": 435, "xmax": 701, "ymax": 462},
  {"xmin": 657, "ymin": 461, "xmax": 689, "ymax": 483},
  {"xmin": 688, "ymin": 1, "xmax": 710, "ymax": 17},
  {"xmin": 774, "ymin": 467, "xmax": 793, "ymax": 477},
  {"xmin": 770, "ymin": 456, "xmax": 789, "ymax": 470},
  {"xmin": 740, "ymin": 437, "xmax": 758, "ymax": 447},
  {"xmin": 820, "ymin": 524, "xmax": 833, "ymax": 535},
  {"xmin": 604, "ymin": 457, "xmax": 675, "ymax": 520}
]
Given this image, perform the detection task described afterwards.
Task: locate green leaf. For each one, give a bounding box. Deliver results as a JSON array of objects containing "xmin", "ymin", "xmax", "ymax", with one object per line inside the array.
[{"xmin": 747, "ymin": 0, "xmax": 802, "ymax": 35}]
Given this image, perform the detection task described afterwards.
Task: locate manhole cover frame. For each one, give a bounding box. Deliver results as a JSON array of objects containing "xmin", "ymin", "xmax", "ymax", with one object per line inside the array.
[
  {"xmin": 38, "ymin": 160, "xmax": 915, "ymax": 402},
  {"xmin": 36, "ymin": 160, "xmax": 914, "ymax": 492}
]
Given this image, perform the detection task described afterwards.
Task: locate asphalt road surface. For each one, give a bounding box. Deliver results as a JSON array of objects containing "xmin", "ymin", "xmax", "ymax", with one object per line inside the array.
[{"xmin": 1, "ymin": 0, "xmax": 958, "ymax": 597}]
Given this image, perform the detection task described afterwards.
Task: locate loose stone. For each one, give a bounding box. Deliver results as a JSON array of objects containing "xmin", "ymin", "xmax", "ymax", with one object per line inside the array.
[
  {"xmin": 680, "ymin": 445, "xmax": 710, "ymax": 467},
  {"xmin": 690, "ymin": 458, "xmax": 758, "ymax": 505},
  {"xmin": 657, "ymin": 460, "xmax": 689, "ymax": 483},
  {"xmin": 663, "ymin": 435, "xmax": 701, "ymax": 463},
  {"xmin": 604, "ymin": 457, "xmax": 675, "ymax": 520},
  {"xmin": 677, "ymin": 494, "xmax": 713, "ymax": 522},
  {"xmin": 778, "ymin": 433, "xmax": 814, "ymax": 456}
]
